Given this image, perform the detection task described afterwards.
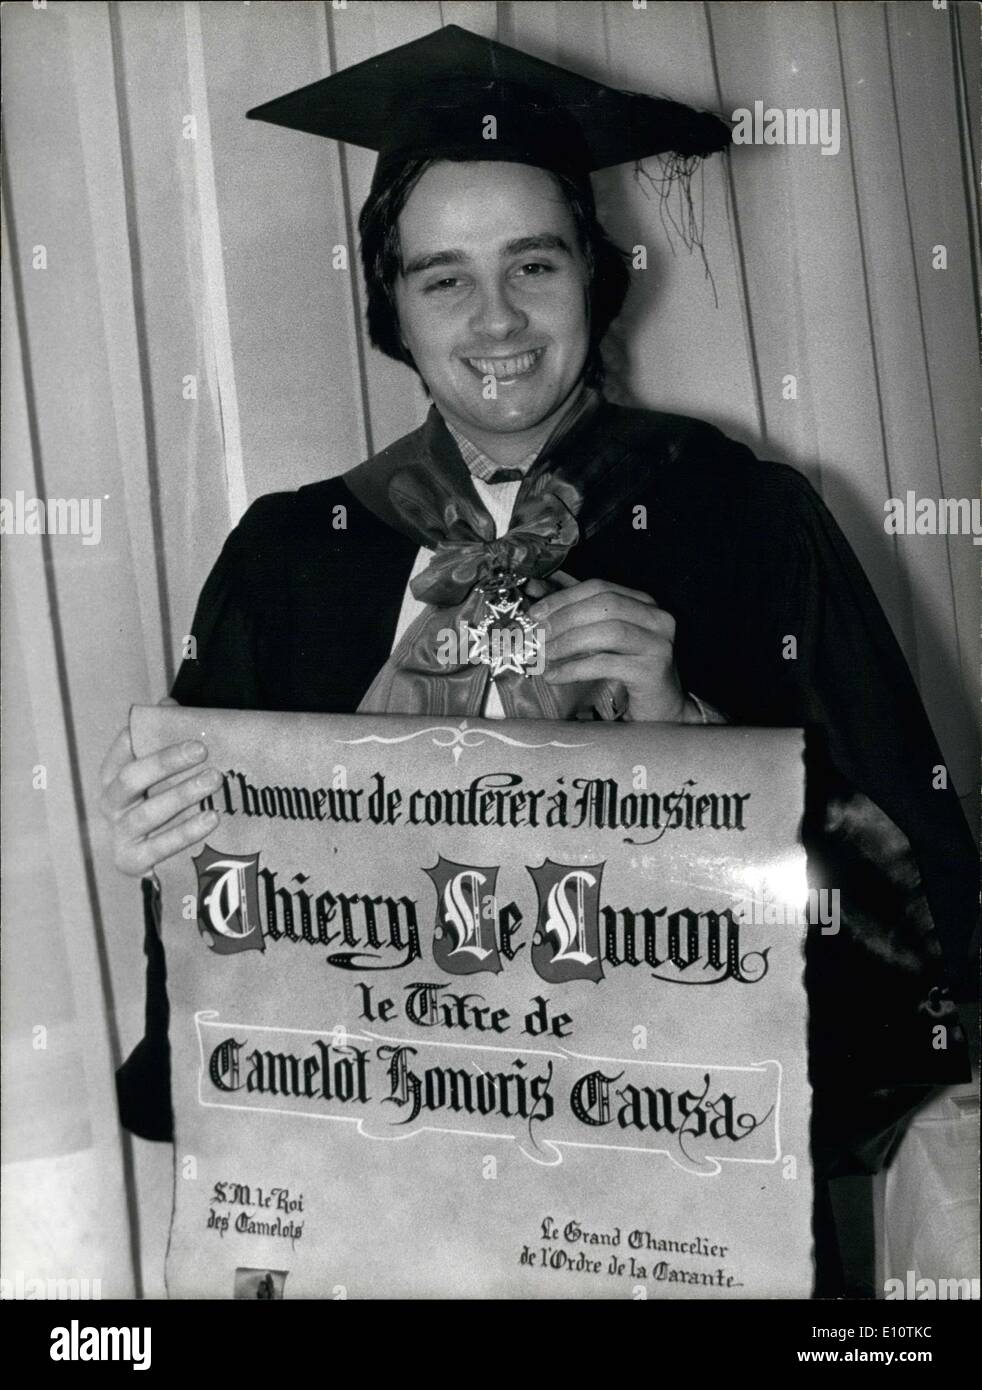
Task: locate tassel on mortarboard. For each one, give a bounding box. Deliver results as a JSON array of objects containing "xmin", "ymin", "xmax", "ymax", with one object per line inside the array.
[{"xmin": 633, "ymin": 152, "xmax": 721, "ymax": 307}]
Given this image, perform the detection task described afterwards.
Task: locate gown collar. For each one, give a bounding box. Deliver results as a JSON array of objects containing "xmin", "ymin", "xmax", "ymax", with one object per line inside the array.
[{"xmin": 342, "ymin": 393, "xmax": 688, "ymax": 549}]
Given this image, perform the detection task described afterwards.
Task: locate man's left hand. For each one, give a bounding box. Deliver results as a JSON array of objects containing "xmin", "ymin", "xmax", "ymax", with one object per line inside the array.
[{"xmin": 528, "ymin": 577, "xmax": 693, "ymax": 722}]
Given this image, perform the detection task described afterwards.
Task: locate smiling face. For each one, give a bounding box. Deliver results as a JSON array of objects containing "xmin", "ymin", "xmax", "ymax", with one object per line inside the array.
[{"xmin": 393, "ymin": 161, "xmax": 592, "ymax": 462}]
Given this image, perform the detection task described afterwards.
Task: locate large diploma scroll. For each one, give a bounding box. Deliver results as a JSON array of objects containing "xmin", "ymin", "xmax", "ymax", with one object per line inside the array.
[{"xmin": 131, "ymin": 708, "xmax": 813, "ymax": 1299}]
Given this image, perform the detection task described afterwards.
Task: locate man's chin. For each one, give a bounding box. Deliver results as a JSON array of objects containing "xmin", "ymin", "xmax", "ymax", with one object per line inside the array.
[
  {"xmin": 440, "ymin": 384, "xmax": 570, "ymax": 437},
  {"xmin": 467, "ymin": 404, "xmax": 552, "ymax": 434}
]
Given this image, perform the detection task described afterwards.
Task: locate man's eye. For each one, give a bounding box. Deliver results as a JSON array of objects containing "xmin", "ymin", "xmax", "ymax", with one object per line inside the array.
[
  {"xmin": 424, "ymin": 277, "xmax": 464, "ymax": 293},
  {"xmin": 515, "ymin": 261, "xmax": 554, "ymax": 277}
]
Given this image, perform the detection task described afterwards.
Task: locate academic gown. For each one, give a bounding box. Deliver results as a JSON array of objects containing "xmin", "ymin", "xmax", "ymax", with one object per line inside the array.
[{"xmin": 117, "ymin": 400, "xmax": 975, "ymax": 1191}]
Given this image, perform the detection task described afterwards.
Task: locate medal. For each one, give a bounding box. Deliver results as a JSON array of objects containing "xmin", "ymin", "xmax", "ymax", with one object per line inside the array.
[{"xmin": 467, "ymin": 568, "xmax": 541, "ymax": 679}]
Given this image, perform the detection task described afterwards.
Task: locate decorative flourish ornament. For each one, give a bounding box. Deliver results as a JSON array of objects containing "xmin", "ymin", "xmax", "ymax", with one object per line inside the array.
[{"xmin": 467, "ymin": 569, "xmax": 542, "ymax": 679}]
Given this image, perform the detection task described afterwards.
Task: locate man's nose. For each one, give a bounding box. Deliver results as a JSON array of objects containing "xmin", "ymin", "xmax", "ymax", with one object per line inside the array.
[{"xmin": 468, "ymin": 279, "xmax": 528, "ymax": 340}]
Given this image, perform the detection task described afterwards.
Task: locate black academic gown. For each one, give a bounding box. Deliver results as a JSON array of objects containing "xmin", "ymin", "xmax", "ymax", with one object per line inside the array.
[{"xmin": 117, "ymin": 401, "xmax": 975, "ymax": 1191}]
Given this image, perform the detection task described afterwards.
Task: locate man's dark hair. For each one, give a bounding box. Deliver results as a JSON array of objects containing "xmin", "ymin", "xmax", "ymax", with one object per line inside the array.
[{"xmin": 358, "ymin": 158, "xmax": 630, "ymax": 388}]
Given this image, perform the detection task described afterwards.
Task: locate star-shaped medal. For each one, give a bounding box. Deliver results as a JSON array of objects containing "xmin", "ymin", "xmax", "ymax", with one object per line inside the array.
[{"xmin": 468, "ymin": 576, "xmax": 541, "ymax": 679}]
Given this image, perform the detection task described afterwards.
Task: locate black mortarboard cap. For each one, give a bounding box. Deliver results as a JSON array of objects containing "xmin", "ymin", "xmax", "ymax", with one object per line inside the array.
[{"xmin": 246, "ymin": 23, "xmax": 731, "ymax": 193}]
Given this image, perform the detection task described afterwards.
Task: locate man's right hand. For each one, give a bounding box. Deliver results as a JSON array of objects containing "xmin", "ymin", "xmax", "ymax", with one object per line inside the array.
[{"xmin": 98, "ymin": 709, "xmax": 221, "ymax": 877}]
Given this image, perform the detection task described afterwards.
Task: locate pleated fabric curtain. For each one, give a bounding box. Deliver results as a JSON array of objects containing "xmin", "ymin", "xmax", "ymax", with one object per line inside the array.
[{"xmin": 1, "ymin": 0, "xmax": 977, "ymax": 1295}]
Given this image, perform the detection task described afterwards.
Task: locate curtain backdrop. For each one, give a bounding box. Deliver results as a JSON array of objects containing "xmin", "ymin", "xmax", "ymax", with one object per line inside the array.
[{"xmin": 2, "ymin": 0, "xmax": 978, "ymax": 1296}]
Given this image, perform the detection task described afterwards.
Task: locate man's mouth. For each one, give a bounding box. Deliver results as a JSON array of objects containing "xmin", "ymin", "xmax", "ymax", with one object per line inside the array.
[{"xmin": 462, "ymin": 348, "xmax": 544, "ymax": 381}]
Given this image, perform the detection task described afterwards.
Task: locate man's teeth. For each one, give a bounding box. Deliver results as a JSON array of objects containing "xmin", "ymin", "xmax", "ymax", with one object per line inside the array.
[{"xmin": 466, "ymin": 350, "xmax": 541, "ymax": 379}]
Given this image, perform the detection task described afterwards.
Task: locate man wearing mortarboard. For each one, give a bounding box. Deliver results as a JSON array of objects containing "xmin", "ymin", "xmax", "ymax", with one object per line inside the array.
[{"xmin": 100, "ymin": 25, "xmax": 975, "ymax": 1295}]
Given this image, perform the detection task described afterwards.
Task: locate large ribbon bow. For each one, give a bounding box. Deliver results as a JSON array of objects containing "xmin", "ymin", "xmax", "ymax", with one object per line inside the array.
[
  {"xmin": 357, "ymin": 464, "xmax": 622, "ymax": 720},
  {"xmin": 396, "ymin": 469, "xmax": 581, "ymax": 606}
]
